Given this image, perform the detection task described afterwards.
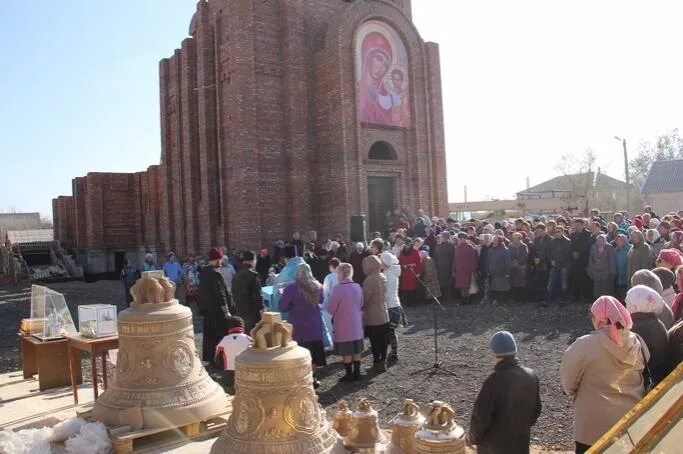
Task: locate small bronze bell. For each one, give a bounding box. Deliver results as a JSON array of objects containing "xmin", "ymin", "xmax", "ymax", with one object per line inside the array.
[
  {"xmin": 344, "ymin": 398, "xmax": 389, "ymax": 452},
  {"xmin": 389, "ymin": 399, "xmax": 425, "ymax": 453},
  {"xmin": 414, "ymin": 401, "xmax": 465, "ymax": 454},
  {"xmin": 333, "ymin": 400, "xmax": 354, "ymax": 437}
]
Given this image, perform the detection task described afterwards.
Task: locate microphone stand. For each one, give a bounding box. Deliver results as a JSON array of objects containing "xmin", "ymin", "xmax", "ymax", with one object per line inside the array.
[{"xmin": 407, "ymin": 267, "xmax": 458, "ymax": 377}]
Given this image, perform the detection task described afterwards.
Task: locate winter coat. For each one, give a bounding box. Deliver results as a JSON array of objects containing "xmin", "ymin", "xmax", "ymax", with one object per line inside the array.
[
  {"xmin": 487, "ymin": 246, "xmax": 511, "ymax": 292},
  {"xmin": 383, "ymin": 259, "xmax": 402, "ymax": 309},
  {"xmin": 199, "ymin": 266, "xmax": 233, "ymax": 316},
  {"xmin": 398, "ymin": 247, "xmax": 423, "ymax": 292},
  {"xmin": 362, "ymin": 256, "xmax": 389, "ymax": 327},
  {"xmin": 271, "ymin": 256, "xmax": 305, "ymax": 315},
  {"xmin": 327, "ymin": 279, "xmax": 364, "ymax": 343},
  {"xmin": 163, "ymin": 261, "xmax": 183, "ymax": 284},
  {"xmin": 278, "ymin": 282, "xmax": 323, "ymax": 343},
  {"xmin": 570, "ymin": 229, "xmax": 593, "ymax": 268},
  {"xmin": 469, "ymin": 357, "xmax": 541, "ymax": 454},
  {"xmin": 434, "ymin": 242, "xmax": 455, "ymax": 289},
  {"xmin": 586, "ymin": 244, "xmax": 616, "ymax": 282},
  {"xmin": 453, "ymin": 242, "xmax": 478, "ymax": 289},
  {"xmin": 548, "ymin": 236, "xmax": 572, "ymax": 269},
  {"xmin": 421, "ymin": 256, "xmax": 442, "ymax": 299},
  {"xmin": 231, "ymin": 265, "xmax": 265, "ymax": 332},
  {"xmin": 509, "ymin": 243, "xmax": 528, "ymax": 288},
  {"xmin": 630, "ymin": 312, "xmax": 671, "ymax": 385},
  {"xmin": 669, "ymin": 320, "xmax": 683, "ymax": 364},
  {"xmin": 120, "ymin": 265, "xmax": 137, "ymax": 287},
  {"xmin": 531, "ymin": 234, "xmax": 551, "ymax": 267},
  {"xmin": 560, "ymin": 327, "xmax": 645, "ymax": 445},
  {"xmin": 628, "ymin": 241, "xmax": 653, "ymax": 280},
  {"xmin": 649, "ymin": 239, "xmax": 665, "ymax": 262},
  {"xmin": 615, "ymin": 244, "xmax": 632, "ymax": 287}
]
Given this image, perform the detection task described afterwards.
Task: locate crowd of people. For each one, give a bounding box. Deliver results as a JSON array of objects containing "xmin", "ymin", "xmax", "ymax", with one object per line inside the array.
[{"xmin": 120, "ymin": 205, "xmax": 682, "ymax": 454}]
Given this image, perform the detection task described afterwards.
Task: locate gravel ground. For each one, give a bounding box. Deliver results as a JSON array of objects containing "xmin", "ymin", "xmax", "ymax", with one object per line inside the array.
[{"xmin": 0, "ymin": 280, "xmax": 589, "ymax": 451}]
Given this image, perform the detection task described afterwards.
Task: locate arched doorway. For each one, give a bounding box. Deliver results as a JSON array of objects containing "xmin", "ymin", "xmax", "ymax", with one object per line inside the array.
[{"xmin": 367, "ymin": 141, "xmax": 397, "ymax": 234}]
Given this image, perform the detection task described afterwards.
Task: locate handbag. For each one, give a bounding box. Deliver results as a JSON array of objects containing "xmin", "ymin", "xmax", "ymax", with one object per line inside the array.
[
  {"xmin": 469, "ymin": 273, "xmax": 479, "ymax": 295},
  {"xmin": 638, "ymin": 339, "xmax": 655, "ymax": 394}
]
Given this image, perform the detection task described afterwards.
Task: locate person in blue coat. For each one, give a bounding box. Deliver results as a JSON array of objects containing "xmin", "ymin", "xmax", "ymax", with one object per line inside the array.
[
  {"xmin": 162, "ymin": 252, "xmax": 183, "ymax": 285},
  {"xmin": 270, "ymin": 245, "xmax": 305, "ymax": 319},
  {"xmin": 614, "ymin": 234, "xmax": 632, "ymax": 302}
]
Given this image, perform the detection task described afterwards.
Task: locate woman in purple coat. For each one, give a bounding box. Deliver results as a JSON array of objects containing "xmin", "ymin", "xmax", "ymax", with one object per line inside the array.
[
  {"xmin": 327, "ymin": 262, "xmax": 365, "ymax": 382},
  {"xmin": 279, "ymin": 263, "xmax": 326, "ymax": 386},
  {"xmin": 452, "ymin": 232, "xmax": 479, "ymax": 303}
]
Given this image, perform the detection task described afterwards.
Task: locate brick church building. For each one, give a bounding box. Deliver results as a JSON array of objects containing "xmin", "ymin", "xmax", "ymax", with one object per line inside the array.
[{"xmin": 53, "ymin": 0, "xmax": 447, "ymax": 274}]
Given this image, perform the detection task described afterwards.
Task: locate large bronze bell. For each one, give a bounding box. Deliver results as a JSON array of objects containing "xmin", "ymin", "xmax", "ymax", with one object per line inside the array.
[
  {"xmin": 389, "ymin": 399, "xmax": 425, "ymax": 453},
  {"xmin": 210, "ymin": 312, "xmax": 342, "ymax": 454},
  {"xmin": 92, "ymin": 271, "xmax": 228, "ymax": 428},
  {"xmin": 344, "ymin": 398, "xmax": 389, "ymax": 452},
  {"xmin": 414, "ymin": 401, "xmax": 465, "ymax": 454}
]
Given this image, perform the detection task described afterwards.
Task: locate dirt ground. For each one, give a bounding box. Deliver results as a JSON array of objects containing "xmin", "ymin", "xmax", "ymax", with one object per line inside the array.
[{"xmin": 0, "ymin": 280, "xmax": 588, "ymax": 451}]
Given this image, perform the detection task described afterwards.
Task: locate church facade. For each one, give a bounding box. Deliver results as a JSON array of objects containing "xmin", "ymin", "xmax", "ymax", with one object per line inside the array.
[{"xmin": 53, "ymin": 0, "xmax": 447, "ymax": 274}]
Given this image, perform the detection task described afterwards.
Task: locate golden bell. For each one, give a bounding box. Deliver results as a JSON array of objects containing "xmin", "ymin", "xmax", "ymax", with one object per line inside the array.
[
  {"xmin": 210, "ymin": 312, "xmax": 341, "ymax": 453},
  {"xmin": 333, "ymin": 400, "xmax": 354, "ymax": 437},
  {"xmin": 92, "ymin": 271, "xmax": 228, "ymax": 429},
  {"xmin": 389, "ymin": 399, "xmax": 425, "ymax": 453},
  {"xmin": 414, "ymin": 401, "xmax": 465, "ymax": 454},
  {"xmin": 344, "ymin": 398, "xmax": 389, "ymax": 453}
]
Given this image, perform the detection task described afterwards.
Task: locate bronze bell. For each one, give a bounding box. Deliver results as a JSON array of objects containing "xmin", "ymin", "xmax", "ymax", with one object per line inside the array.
[
  {"xmin": 210, "ymin": 312, "xmax": 342, "ymax": 453},
  {"xmin": 333, "ymin": 400, "xmax": 354, "ymax": 438},
  {"xmin": 92, "ymin": 271, "xmax": 228, "ymax": 429},
  {"xmin": 389, "ymin": 399, "xmax": 425, "ymax": 453},
  {"xmin": 414, "ymin": 401, "xmax": 465, "ymax": 454},
  {"xmin": 344, "ymin": 398, "xmax": 389, "ymax": 452}
]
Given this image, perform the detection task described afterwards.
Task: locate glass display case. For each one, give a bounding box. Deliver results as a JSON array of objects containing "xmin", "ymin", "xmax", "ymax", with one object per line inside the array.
[
  {"xmin": 30, "ymin": 284, "xmax": 77, "ymax": 341},
  {"xmin": 78, "ymin": 304, "xmax": 118, "ymax": 338}
]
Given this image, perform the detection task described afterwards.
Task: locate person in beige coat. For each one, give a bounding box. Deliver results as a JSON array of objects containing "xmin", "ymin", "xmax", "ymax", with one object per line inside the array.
[
  {"xmin": 362, "ymin": 255, "xmax": 390, "ymax": 372},
  {"xmin": 560, "ymin": 296, "xmax": 646, "ymax": 454}
]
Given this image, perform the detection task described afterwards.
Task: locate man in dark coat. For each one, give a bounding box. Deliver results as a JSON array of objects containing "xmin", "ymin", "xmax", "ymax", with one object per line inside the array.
[
  {"xmin": 255, "ymin": 248, "xmax": 272, "ymax": 283},
  {"xmin": 569, "ymin": 219, "xmax": 593, "ymax": 303},
  {"xmin": 231, "ymin": 250, "xmax": 265, "ymax": 332},
  {"xmin": 434, "ymin": 232, "xmax": 455, "ymax": 301},
  {"xmin": 547, "ymin": 226, "xmax": 572, "ymax": 304},
  {"xmin": 199, "ymin": 247, "xmax": 234, "ymax": 367},
  {"xmin": 529, "ymin": 223, "xmax": 551, "ymax": 303},
  {"xmin": 468, "ymin": 331, "xmax": 541, "ymax": 454}
]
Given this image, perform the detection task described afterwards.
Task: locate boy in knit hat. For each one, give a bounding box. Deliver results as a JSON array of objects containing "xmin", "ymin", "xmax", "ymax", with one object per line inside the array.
[{"xmin": 468, "ymin": 331, "xmax": 541, "ymax": 453}]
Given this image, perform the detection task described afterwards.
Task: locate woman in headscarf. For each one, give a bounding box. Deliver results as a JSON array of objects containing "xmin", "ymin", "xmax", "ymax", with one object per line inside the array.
[
  {"xmin": 646, "ymin": 228, "xmax": 664, "ymax": 261},
  {"xmin": 453, "ymin": 232, "xmax": 479, "ymax": 304},
  {"xmin": 586, "ymin": 234, "xmax": 616, "ymax": 298},
  {"xmin": 487, "ymin": 235, "xmax": 512, "ymax": 304},
  {"xmin": 625, "ymin": 285, "xmax": 673, "ymax": 385},
  {"xmin": 672, "ymin": 267, "xmax": 683, "ymax": 321},
  {"xmin": 362, "ymin": 255, "xmax": 390, "ymax": 372},
  {"xmin": 278, "ymin": 263, "xmax": 326, "ymax": 386},
  {"xmin": 434, "ymin": 231, "xmax": 455, "ymax": 301},
  {"xmin": 399, "ymin": 239, "xmax": 424, "ymax": 306},
  {"xmin": 560, "ymin": 296, "xmax": 646, "ymax": 454},
  {"xmin": 606, "ymin": 222, "xmax": 619, "ymax": 244},
  {"xmin": 655, "ymin": 248, "xmax": 683, "ymax": 271},
  {"xmin": 509, "ymin": 232, "xmax": 529, "ymax": 303},
  {"xmin": 380, "ymin": 251, "xmax": 406, "ymax": 362},
  {"xmin": 630, "ymin": 269, "xmax": 675, "ymax": 328},
  {"xmin": 652, "ymin": 267, "xmax": 676, "ymax": 308},
  {"xmin": 665, "ymin": 230, "xmax": 683, "ymax": 253}
]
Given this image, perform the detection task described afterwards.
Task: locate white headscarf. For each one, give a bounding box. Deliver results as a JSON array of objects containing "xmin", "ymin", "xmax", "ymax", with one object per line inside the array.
[
  {"xmin": 625, "ymin": 285, "xmax": 667, "ymax": 315},
  {"xmin": 646, "ymin": 228, "xmax": 660, "ymax": 243},
  {"xmin": 649, "ymin": 218, "xmax": 661, "ymax": 229}
]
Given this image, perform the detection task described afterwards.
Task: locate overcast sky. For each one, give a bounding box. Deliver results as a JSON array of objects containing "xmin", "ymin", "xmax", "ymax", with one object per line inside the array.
[{"xmin": 2, "ymin": 0, "xmax": 682, "ymax": 217}]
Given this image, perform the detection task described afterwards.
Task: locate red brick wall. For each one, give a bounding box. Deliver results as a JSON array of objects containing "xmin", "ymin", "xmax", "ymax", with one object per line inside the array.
[{"xmin": 53, "ymin": 0, "xmax": 448, "ymax": 256}]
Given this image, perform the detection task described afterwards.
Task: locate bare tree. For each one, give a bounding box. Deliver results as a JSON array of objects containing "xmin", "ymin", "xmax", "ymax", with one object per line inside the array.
[
  {"xmin": 555, "ymin": 149, "xmax": 596, "ymax": 216},
  {"xmin": 630, "ymin": 129, "xmax": 683, "ymax": 188}
]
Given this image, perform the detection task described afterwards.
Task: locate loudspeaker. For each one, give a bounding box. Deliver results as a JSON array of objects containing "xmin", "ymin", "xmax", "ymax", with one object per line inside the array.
[{"xmin": 350, "ymin": 215, "xmax": 367, "ymax": 243}]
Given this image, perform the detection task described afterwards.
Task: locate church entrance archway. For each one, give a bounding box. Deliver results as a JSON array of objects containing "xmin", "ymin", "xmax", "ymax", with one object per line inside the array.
[{"xmin": 367, "ymin": 176, "xmax": 395, "ymax": 234}]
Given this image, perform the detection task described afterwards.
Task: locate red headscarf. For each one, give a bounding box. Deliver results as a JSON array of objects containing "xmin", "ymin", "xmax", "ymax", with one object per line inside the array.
[
  {"xmin": 591, "ymin": 296, "xmax": 633, "ymax": 346},
  {"xmin": 657, "ymin": 248, "xmax": 683, "ymax": 267}
]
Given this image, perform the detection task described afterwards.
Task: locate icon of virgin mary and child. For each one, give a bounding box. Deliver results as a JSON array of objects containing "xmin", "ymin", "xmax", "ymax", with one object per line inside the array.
[{"xmin": 357, "ymin": 30, "xmax": 411, "ymax": 128}]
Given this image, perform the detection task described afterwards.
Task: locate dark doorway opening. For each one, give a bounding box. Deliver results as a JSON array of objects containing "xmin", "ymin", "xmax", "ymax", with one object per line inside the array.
[
  {"xmin": 114, "ymin": 251, "xmax": 125, "ymax": 276},
  {"xmin": 23, "ymin": 250, "xmax": 51, "ymax": 267},
  {"xmin": 368, "ymin": 176, "xmax": 395, "ymax": 234}
]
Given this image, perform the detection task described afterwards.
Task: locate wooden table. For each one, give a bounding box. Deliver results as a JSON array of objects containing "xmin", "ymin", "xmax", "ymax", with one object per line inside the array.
[
  {"xmin": 19, "ymin": 334, "xmax": 82, "ymax": 391},
  {"xmin": 66, "ymin": 334, "xmax": 119, "ymax": 404}
]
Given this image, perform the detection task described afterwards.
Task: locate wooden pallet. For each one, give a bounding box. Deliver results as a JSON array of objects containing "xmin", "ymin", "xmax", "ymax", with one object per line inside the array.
[{"xmin": 77, "ymin": 408, "xmax": 232, "ymax": 454}]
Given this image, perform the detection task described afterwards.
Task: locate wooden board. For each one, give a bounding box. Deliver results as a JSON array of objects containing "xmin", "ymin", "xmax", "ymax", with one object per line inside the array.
[{"xmin": 77, "ymin": 408, "xmax": 232, "ymax": 454}]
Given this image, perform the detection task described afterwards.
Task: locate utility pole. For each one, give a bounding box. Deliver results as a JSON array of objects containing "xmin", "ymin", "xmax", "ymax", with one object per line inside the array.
[
  {"xmin": 614, "ymin": 136, "xmax": 630, "ymax": 215},
  {"xmin": 464, "ymin": 185, "xmax": 468, "ymax": 203}
]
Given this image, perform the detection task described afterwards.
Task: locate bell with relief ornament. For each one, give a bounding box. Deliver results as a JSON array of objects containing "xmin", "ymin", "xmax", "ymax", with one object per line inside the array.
[
  {"xmin": 333, "ymin": 400, "xmax": 353, "ymax": 437},
  {"xmin": 210, "ymin": 312, "xmax": 343, "ymax": 454},
  {"xmin": 414, "ymin": 401, "xmax": 465, "ymax": 454},
  {"xmin": 344, "ymin": 398, "xmax": 389, "ymax": 452},
  {"xmin": 92, "ymin": 271, "xmax": 228, "ymax": 429},
  {"xmin": 388, "ymin": 399, "xmax": 425, "ymax": 453}
]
